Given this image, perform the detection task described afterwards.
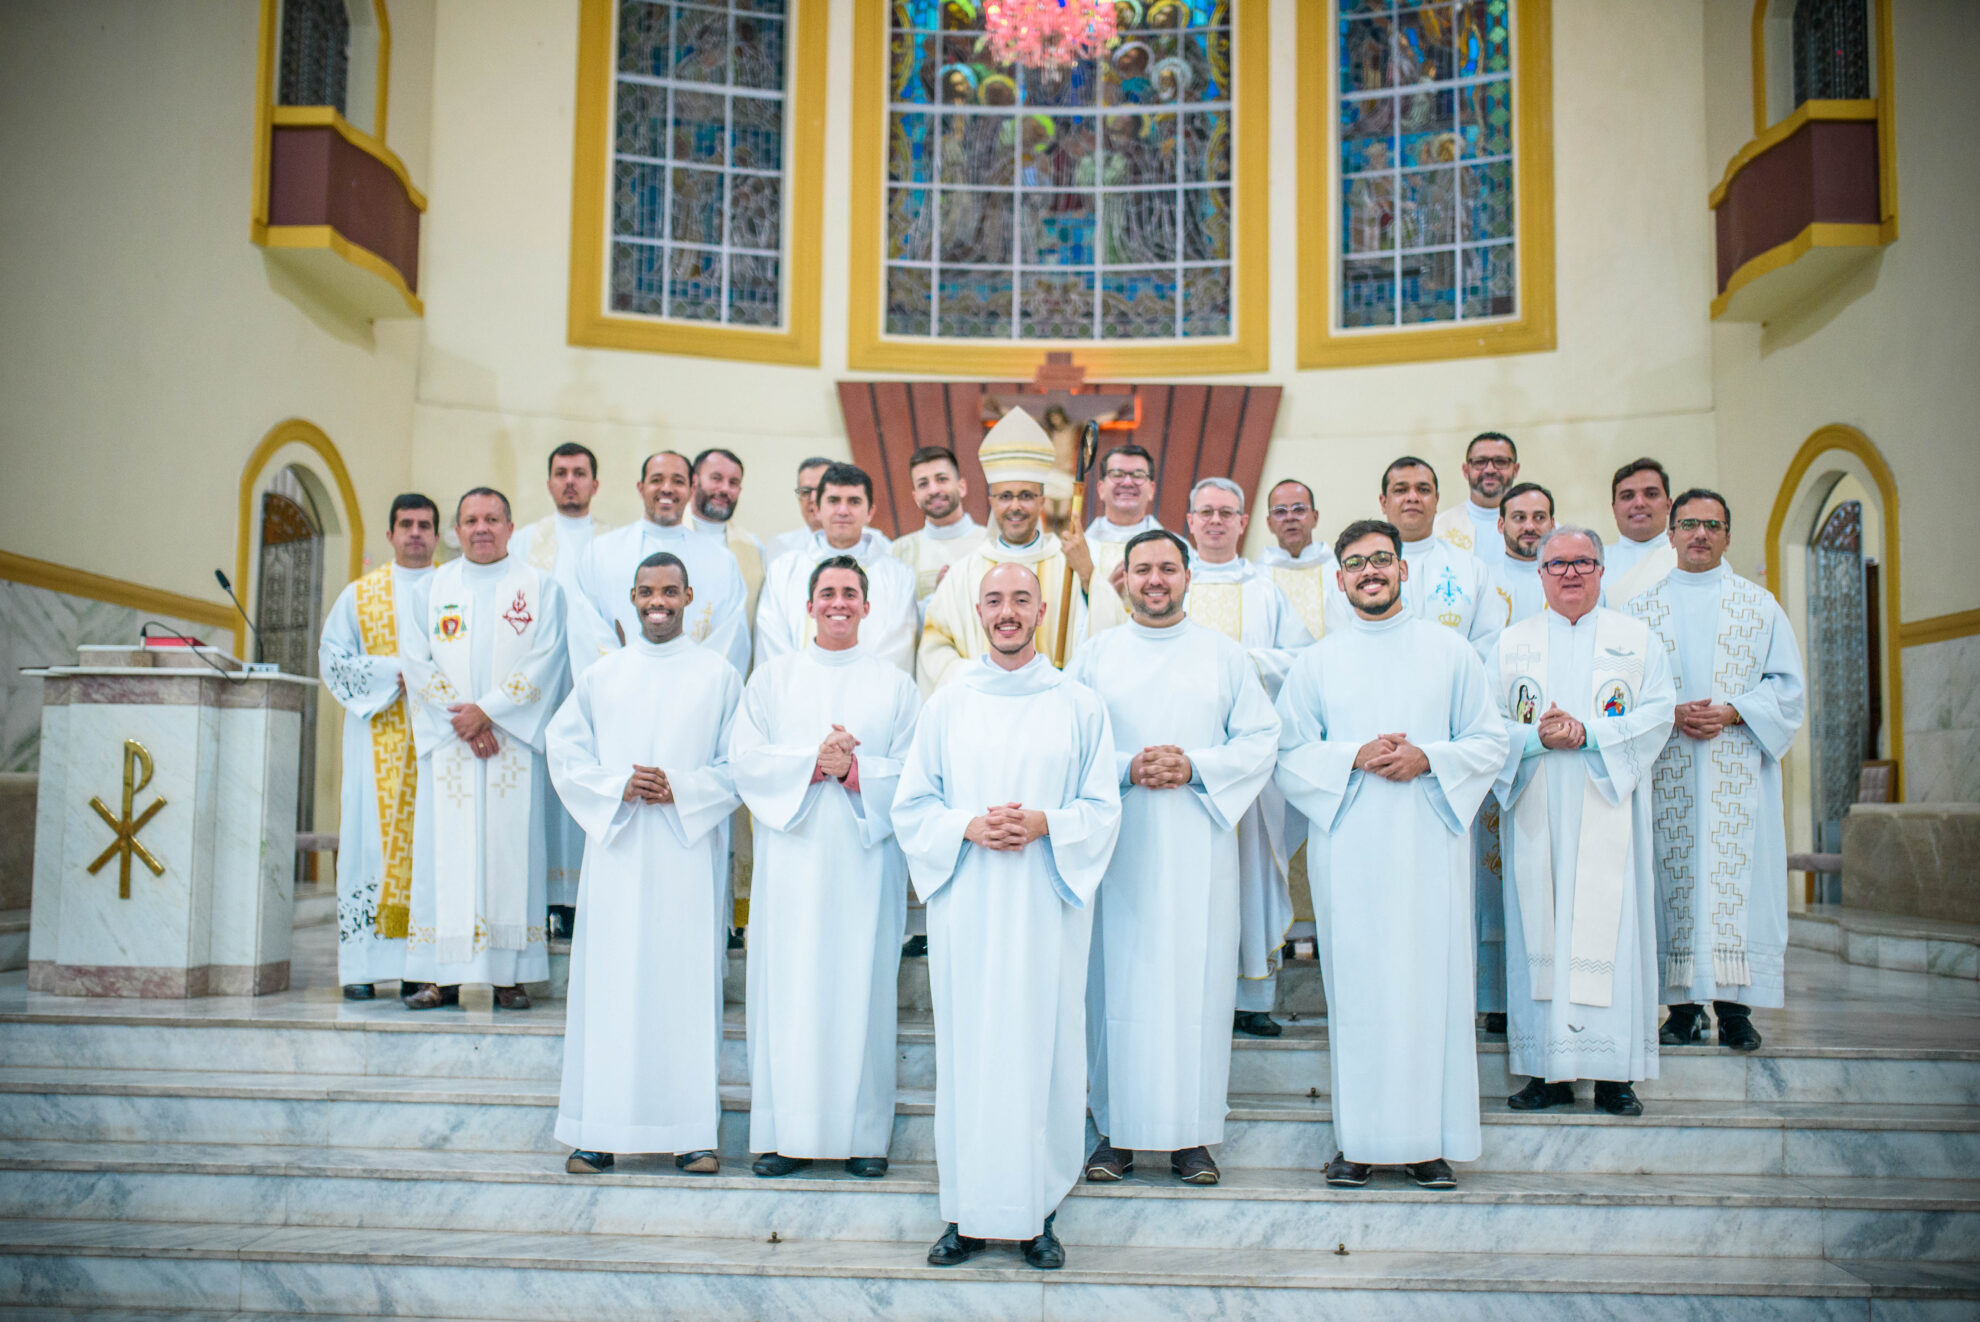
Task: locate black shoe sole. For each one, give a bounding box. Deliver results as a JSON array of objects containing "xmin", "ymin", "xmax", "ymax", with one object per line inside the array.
[{"xmin": 1412, "ymin": 1176, "xmax": 1457, "ymax": 1189}]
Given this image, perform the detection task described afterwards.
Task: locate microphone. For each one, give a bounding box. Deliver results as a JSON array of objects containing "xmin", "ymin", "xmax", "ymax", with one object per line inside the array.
[{"xmin": 214, "ymin": 569, "xmax": 266, "ymax": 665}]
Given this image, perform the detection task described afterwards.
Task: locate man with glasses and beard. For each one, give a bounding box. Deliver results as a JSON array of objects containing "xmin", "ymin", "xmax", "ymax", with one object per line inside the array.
[
  {"xmin": 1434, "ymin": 432, "xmax": 1521, "ymax": 554},
  {"xmin": 1060, "ymin": 443, "xmax": 1163, "ymax": 635}
]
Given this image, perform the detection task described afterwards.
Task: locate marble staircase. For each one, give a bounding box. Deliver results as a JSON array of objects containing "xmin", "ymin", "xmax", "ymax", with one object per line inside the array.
[{"xmin": 0, "ymin": 928, "xmax": 1975, "ymax": 1318}]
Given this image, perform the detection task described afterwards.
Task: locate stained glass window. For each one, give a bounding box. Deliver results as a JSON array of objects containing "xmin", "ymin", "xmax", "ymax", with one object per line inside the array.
[
  {"xmin": 1791, "ymin": 0, "xmax": 1870, "ymax": 107},
  {"xmin": 609, "ymin": 0, "xmax": 791, "ymax": 328},
  {"xmin": 1335, "ymin": 0, "xmax": 1515, "ymax": 329},
  {"xmin": 279, "ymin": 0, "xmax": 351, "ymax": 113},
  {"xmin": 884, "ymin": 1, "xmax": 1236, "ymax": 342}
]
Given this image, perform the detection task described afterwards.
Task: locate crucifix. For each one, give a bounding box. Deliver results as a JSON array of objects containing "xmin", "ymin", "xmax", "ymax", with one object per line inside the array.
[{"xmin": 981, "ymin": 354, "xmax": 1138, "ymax": 526}]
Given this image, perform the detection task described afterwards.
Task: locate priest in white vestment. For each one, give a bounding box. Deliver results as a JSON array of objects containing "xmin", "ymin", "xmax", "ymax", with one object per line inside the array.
[
  {"xmin": 1432, "ymin": 432, "xmax": 1521, "ymax": 555},
  {"xmin": 1489, "ymin": 527, "xmax": 1676, "ymax": 1118},
  {"xmin": 1328, "ymin": 457, "xmax": 1502, "ymax": 660},
  {"xmin": 890, "ymin": 446, "xmax": 985, "ymax": 612},
  {"xmin": 769, "ymin": 456, "xmax": 833, "ymax": 570},
  {"xmin": 1275, "ymin": 519, "xmax": 1507, "ymax": 1189},
  {"xmin": 318, "ymin": 494, "xmax": 437, "ymax": 996},
  {"xmin": 755, "ymin": 463, "xmax": 918, "ymax": 674},
  {"xmin": 510, "ymin": 444, "xmax": 609, "ymax": 923},
  {"xmin": 572, "ymin": 452, "xmax": 750, "ymax": 678},
  {"xmin": 400, "ymin": 489, "xmax": 569, "ymax": 1008},
  {"xmin": 1625, "ymin": 491, "xmax": 1805, "ymax": 1051},
  {"xmin": 732, "ymin": 555, "xmax": 922, "ymax": 1177},
  {"xmin": 895, "ymin": 563, "xmax": 1120, "ymax": 1269},
  {"xmin": 917, "ymin": 409, "xmax": 1085, "ymax": 694},
  {"xmin": 547, "ymin": 550, "xmax": 742, "ymax": 1174},
  {"xmin": 1068, "ymin": 530, "xmax": 1279, "ymax": 1187},
  {"xmin": 1057, "ymin": 442, "xmax": 1161, "ymax": 637},
  {"xmin": 1604, "ymin": 458, "xmax": 1678, "ymax": 606},
  {"xmin": 1260, "ymin": 478, "xmax": 1331, "ymax": 641}
]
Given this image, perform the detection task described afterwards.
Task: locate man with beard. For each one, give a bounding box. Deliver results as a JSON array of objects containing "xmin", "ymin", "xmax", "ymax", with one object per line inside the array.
[
  {"xmin": 1486, "ymin": 482, "xmax": 1556, "ymax": 627},
  {"xmin": 1275, "ymin": 520, "xmax": 1507, "ymax": 1190},
  {"xmin": 687, "ymin": 447, "xmax": 773, "ymax": 655},
  {"xmin": 890, "ymin": 446, "xmax": 986, "ymax": 612},
  {"xmin": 1605, "ymin": 458, "xmax": 1678, "ymax": 605},
  {"xmin": 1434, "ymin": 433, "xmax": 1521, "ymax": 553},
  {"xmin": 548, "ymin": 552, "xmax": 742, "ymax": 1175},
  {"xmin": 1060, "ymin": 443, "xmax": 1163, "ymax": 634},
  {"xmin": 896, "ymin": 562, "xmax": 1121, "ymax": 1270},
  {"xmin": 1258, "ymin": 478, "xmax": 1330, "ymax": 640},
  {"xmin": 1069, "ymin": 530, "xmax": 1279, "ymax": 1187},
  {"xmin": 1329, "ymin": 457, "xmax": 1500, "ymax": 660},
  {"xmin": 756, "ymin": 463, "xmax": 918, "ymax": 673}
]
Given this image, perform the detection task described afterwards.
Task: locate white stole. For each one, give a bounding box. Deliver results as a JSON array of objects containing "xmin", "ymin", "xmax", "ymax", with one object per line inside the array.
[
  {"xmin": 422, "ymin": 559, "xmax": 543, "ymax": 964},
  {"xmin": 1610, "ymin": 539, "xmax": 1678, "ymax": 606},
  {"xmin": 1500, "ymin": 610, "xmax": 1650, "ymax": 1007}
]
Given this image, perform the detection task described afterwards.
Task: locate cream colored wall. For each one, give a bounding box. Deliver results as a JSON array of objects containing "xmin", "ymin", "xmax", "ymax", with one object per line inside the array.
[{"xmin": 410, "ymin": 0, "xmax": 1720, "ymax": 559}]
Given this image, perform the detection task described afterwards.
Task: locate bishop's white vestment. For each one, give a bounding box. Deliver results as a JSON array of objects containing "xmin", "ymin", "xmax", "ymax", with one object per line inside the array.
[
  {"xmin": 1068, "ymin": 619, "xmax": 1279, "ymax": 1150},
  {"xmin": 893, "ymin": 655, "xmax": 1120, "ymax": 1239},
  {"xmin": 1626, "ymin": 567, "xmax": 1805, "ymax": 1007},
  {"xmin": 754, "ymin": 529, "xmax": 920, "ymax": 675},
  {"xmin": 890, "ymin": 514, "xmax": 986, "ymax": 613},
  {"xmin": 1489, "ymin": 607, "xmax": 1675, "ymax": 1083},
  {"xmin": 1275, "ymin": 612, "xmax": 1507, "ymax": 1164},
  {"xmin": 318, "ymin": 561, "xmax": 432, "ymax": 985},
  {"xmin": 916, "ymin": 533, "xmax": 1085, "ymax": 695},
  {"xmin": 401, "ymin": 557, "xmax": 568, "ymax": 987},
  {"xmin": 547, "ymin": 635, "xmax": 742, "ymax": 1153},
  {"xmin": 572, "ymin": 519, "xmax": 751, "ymax": 679},
  {"xmin": 731, "ymin": 645, "xmax": 922, "ymax": 1158}
]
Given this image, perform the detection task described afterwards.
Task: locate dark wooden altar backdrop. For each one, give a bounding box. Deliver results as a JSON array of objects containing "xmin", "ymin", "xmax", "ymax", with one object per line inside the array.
[{"xmin": 836, "ymin": 381, "xmax": 1284, "ymax": 539}]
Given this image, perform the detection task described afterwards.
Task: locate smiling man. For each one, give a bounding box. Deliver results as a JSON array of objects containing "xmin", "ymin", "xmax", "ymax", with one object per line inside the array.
[
  {"xmin": 548, "ymin": 552, "xmax": 744, "ymax": 1178},
  {"xmin": 890, "ymin": 446, "xmax": 986, "ymax": 611},
  {"xmin": 755, "ymin": 463, "xmax": 919, "ymax": 673},
  {"xmin": 1605, "ymin": 458, "xmax": 1678, "ymax": 604},
  {"xmin": 688, "ymin": 447, "xmax": 777, "ymax": 650},
  {"xmin": 1485, "ymin": 481, "xmax": 1556, "ymax": 627},
  {"xmin": 1060, "ymin": 443, "xmax": 1162, "ymax": 629},
  {"xmin": 1434, "ymin": 433, "xmax": 1521, "ymax": 553},
  {"xmin": 732, "ymin": 556, "xmax": 922, "ymax": 1181},
  {"xmin": 1258, "ymin": 478, "xmax": 1330, "ymax": 641},
  {"xmin": 1331, "ymin": 458, "xmax": 1500, "ymax": 661}
]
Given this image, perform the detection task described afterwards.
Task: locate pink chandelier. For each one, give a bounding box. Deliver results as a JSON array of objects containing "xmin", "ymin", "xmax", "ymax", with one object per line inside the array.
[{"xmin": 983, "ymin": 0, "xmax": 1119, "ymax": 69}]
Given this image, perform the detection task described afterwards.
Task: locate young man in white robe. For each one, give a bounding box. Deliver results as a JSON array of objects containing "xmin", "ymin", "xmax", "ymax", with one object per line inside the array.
[
  {"xmin": 1328, "ymin": 457, "xmax": 1502, "ymax": 662},
  {"xmin": 889, "ymin": 446, "xmax": 985, "ymax": 614},
  {"xmin": 1432, "ymin": 432, "xmax": 1521, "ymax": 554},
  {"xmin": 1605, "ymin": 458, "xmax": 1679, "ymax": 605},
  {"xmin": 895, "ymin": 562, "xmax": 1120, "ymax": 1270},
  {"xmin": 1489, "ymin": 527, "xmax": 1676, "ymax": 1117},
  {"xmin": 318, "ymin": 493, "xmax": 437, "ymax": 999},
  {"xmin": 400, "ymin": 489, "xmax": 569, "ymax": 1010},
  {"xmin": 1275, "ymin": 519, "xmax": 1508, "ymax": 1190},
  {"xmin": 1259, "ymin": 478, "xmax": 1331, "ymax": 641},
  {"xmin": 1058, "ymin": 443, "xmax": 1162, "ymax": 637},
  {"xmin": 1626, "ymin": 491, "xmax": 1805, "ymax": 1051},
  {"xmin": 509, "ymin": 443, "xmax": 608, "ymax": 937},
  {"xmin": 732, "ymin": 555, "xmax": 922, "ymax": 1179},
  {"xmin": 917, "ymin": 409, "xmax": 1085, "ymax": 694},
  {"xmin": 1069, "ymin": 530, "xmax": 1279, "ymax": 1188},
  {"xmin": 547, "ymin": 552, "xmax": 743, "ymax": 1175},
  {"xmin": 755, "ymin": 463, "xmax": 918, "ymax": 674}
]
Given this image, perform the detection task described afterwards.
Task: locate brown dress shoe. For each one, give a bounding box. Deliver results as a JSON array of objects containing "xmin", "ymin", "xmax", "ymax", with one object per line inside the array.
[
  {"xmin": 402, "ymin": 984, "xmax": 453, "ymax": 1011},
  {"xmin": 493, "ymin": 984, "xmax": 532, "ymax": 1011},
  {"xmin": 1084, "ymin": 1137, "xmax": 1131, "ymax": 1181},
  {"xmin": 675, "ymin": 1150, "xmax": 720, "ymax": 1174},
  {"xmin": 1171, "ymin": 1146, "xmax": 1219, "ymax": 1185}
]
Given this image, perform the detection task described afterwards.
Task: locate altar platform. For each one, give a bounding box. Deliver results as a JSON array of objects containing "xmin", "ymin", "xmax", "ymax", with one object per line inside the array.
[{"xmin": 0, "ymin": 914, "xmax": 1975, "ymax": 1319}]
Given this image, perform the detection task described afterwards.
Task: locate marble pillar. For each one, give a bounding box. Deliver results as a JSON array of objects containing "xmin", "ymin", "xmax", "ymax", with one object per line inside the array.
[{"xmin": 26, "ymin": 645, "xmax": 310, "ymax": 996}]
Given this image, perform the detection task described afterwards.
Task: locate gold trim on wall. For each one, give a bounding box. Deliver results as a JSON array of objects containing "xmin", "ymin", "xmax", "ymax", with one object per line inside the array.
[
  {"xmin": 844, "ymin": 3, "xmax": 1269, "ymax": 376},
  {"xmin": 373, "ymin": 0, "xmax": 392, "ymax": 144},
  {"xmin": 252, "ymin": 0, "xmax": 405, "ymax": 227},
  {"xmin": 261, "ymin": 223, "xmax": 426, "ymax": 316},
  {"xmin": 1764, "ymin": 423, "xmax": 1903, "ymax": 799},
  {"xmin": 235, "ymin": 420, "xmax": 368, "ymax": 659},
  {"xmin": 1708, "ymin": 98, "xmax": 1879, "ymax": 209},
  {"xmin": 566, "ymin": 0, "xmax": 826, "ymax": 366},
  {"xmin": 1902, "ymin": 610, "xmax": 1980, "ymax": 650},
  {"xmin": 0, "ymin": 551, "xmax": 239, "ymax": 635},
  {"xmin": 1297, "ymin": 0, "xmax": 1555, "ymax": 370},
  {"xmin": 1709, "ymin": 220, "xmax": 1886, "ymax": 321}
]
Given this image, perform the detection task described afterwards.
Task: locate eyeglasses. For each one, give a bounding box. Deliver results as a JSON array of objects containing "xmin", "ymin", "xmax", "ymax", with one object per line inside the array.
[
  {"xmin": 1339, "ymin": 551, "xmax": 1398, "ymax": 571},
  {"xmin": 990, "ymin": 489, "xmax": 1041, "ymax": 506},
  {"xmin": 1540, "ymin": 557, "xmax": 1601, "ymax": 577},
  {"xmin": 1104, "ymin": 470, "xmax": 1150, "ymax": 483},
  {"xmin": 793, "ymin": 485, "xmax": 817, "ymax": 499},
  {"xmin": 1674, "ymin": 518, "xmax": 1727, "ymax": 534},
  {"xmin": 1191, "ymin": 507, "xmax": 1242, "ymax": 522},
  {"xmin": 1467, "ymin": 456, "xmax": 1516, "ymax": 470},
  {"xmin": 1268, "ymin": 504, "xmax": 1312, "ymax": 519}
]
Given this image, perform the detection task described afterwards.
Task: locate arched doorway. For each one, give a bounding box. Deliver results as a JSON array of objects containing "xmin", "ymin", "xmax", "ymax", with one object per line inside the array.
[
  {"xmin": 256, "ymin": 468, "xmax": 327, "ymax": 858},
  {"xmin": 1805, "ymin": 495, "xmax": 1881, "ymax": 903}
]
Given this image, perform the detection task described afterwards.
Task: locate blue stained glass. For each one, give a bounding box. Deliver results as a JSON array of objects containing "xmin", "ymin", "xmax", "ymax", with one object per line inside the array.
[
  {"xmin": 1341, "ymin": 256, "xmax": 1395, "ymax": 327},
  {"xmin": 892, "ymin": 0, "xmax": 941, "ymax": 29}
]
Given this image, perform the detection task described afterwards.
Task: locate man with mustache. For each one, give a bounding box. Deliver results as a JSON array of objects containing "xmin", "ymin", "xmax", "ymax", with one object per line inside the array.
[
  {"xmin": 688, "ymin": 447, "xmax": 778, "ymax": 656},
  {"xmin": 1626, "ymin": 491, "xmax": 1805, "ymax": 1052},
  {"xmin": 1275, "ymin": 519, "xmax": 1508, "ymax": 1191},
  {"xmin": 1258, "ymin": 478, "xmax": 1331, "ymax": 641},
  {"xmin": 889, "ymin": 445, "xmax": 986, "ymax": 613},
  {"xmin": 1434, "ymin": 432, "xmax": 1521, "ymax": 553},
  {"xmin": 1488, "ymin": 526, "xmax": 1676, "ymax": 1120},
  {"xmin": 1485, "ymin": 481, "xmax": 1556, "ymax": 627},
  {"xmin": 1329, "ymin": 457, "xmax": 1501, "ymax": 661},
  {"xmin": 896, "ymin": 562, "xmax": 1121, "ymax": 1270},
  {"xmin": 1061, "ymin": 443, "xmax": 1163, "ymax": 636},
  {"xmin": 755, "ymin": 463, "xmax": 919, "ymax": 674},
  {"xmin": 548, "ymin": 552, "xmax": 744, "ymax": 1177},
  {"xmin": 1069, "ymin": 529, "xmax": 1280, "ymax": 1188},
  {"xmin": 732, "ymin": 556, "xmax": 922, "ymax": 1181}
]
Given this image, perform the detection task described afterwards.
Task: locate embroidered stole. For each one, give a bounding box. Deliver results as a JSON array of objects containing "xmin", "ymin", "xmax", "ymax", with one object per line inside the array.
[
  {"xmin": 1630, "ymin": 572, "xmax": 1771, "ymax": 989},
  {"xmin": 1268, "ymin": 563, "xmax": 1327, "ymax": 640},
  {"xmin": 1500, "ymin": 610, "xmax": 1651, "ymax": 1007},
  {"xmin": 354, "ymin": 566, "xmax": 416, "ymax": 938},
  {"xmin": 523, "ymin": 516, "xmax": 559, "ymax": 572},
  {"xmin": 728, "ymin": 524, "xmax": 765, "ymax": 652}
]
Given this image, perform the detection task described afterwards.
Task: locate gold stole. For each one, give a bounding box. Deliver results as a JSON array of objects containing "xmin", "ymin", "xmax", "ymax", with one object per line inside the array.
[
  {"xmin": 1268, "ymin": 564, "xmax": 1327, "ymax": 640},
  {"xmin": 1189, "ymin": 580, "xmax": 1246, "ymax": 642},
  {"xmin": 728, "ymin": 524, "xmax": 766, "ymax": 648},
  {"xmin": 354, "ymin": 566, "xmax": 415, "ymax": 938}
]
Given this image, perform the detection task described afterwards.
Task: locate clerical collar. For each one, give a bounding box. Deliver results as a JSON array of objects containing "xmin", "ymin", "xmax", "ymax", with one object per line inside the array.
[
  {"xmin": 962, "ymin": 651, "xmax": 1062, "ymax": 695},
  {"xmin": 1550, "ymin": 606, "xmax": 1599, "ymax": 629},
  {"xmin": 1189, "ymin": 553, "xmax": 1249, "ymax": 581},
  {"xmin": 554, "ymin": 512, "xmax": 592, "ymax": 530},
  {"xmin": 1619, "ymin": 531, "xmax": 1663, "ymax": 546},
  {"xmin": 808, "ymin": 528, "xmax": 878, "ymax": 560},
  {"xmin": 923, "ymin": 513, "xmax": 979, "ymax": 541},
  {"xmin": 1126, "ymin": 617, "xmax": 1190, "ymax": 641},
  {"xmin": 1401, "ymin": 535, "xmax": 1435, "ymax": 557},
  {"xmin": 1670, "ymin": 564, "xmax": 1723, "ymax": 586},
  {"xmin": 392, "ymin": 562, "xmax": 434, "ymax": 578},
  {"xmin": 994, "ymin": 531, "xmax": 1045, "ymax": 553},
  {"xmin": 640, "ymin": 518, "xmax": 686, "ymax": 539},
  {"xmin": 1087, "ymin": 513, "xmax": 1158, "ymax": 542},
  {"xmin": 460, "ymin": 556, "xmax": 509, "ymax": 581},
  {"xmin": 1349, "ymin": 607, "xmax": 1409, "ymax": 633},
  {"xmin": 687, "ymin": 514, "xmax": 731, "ymax": 538},
  {"xmin": 1260, "ymin": 543, "xmax": 1326, "ymax": 568},
  {"xmin": 804, "ymin": 641, "xmax": 864, "ymax": 666},
  {"xmin": 631, "ymin": 633, "xmax": 694, "ymax": 658}
]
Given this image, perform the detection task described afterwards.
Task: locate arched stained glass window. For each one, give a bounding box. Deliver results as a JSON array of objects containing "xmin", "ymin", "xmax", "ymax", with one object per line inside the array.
[{"xmin": 882, "ymin": 1, "xmax": 1238, "ymax": 343}]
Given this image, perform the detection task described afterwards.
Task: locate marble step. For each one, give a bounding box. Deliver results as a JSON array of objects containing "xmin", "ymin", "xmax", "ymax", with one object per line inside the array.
[
  {"xmin": 3, "ymin": 1140, "xmax": 1975, "ymax": 1262},
  {"xmin": 1790, "ymin": 906, "xmax": 1980, "ymax": 981},
  {"xmin": 0, "ymin": 1218, "xmax": 1973, "ymax": 1320},
  {"xmin": 2, "ymin": 1066, "xmax": 1973, "ymax": 1179},
  {"xmin": 5, "ymin": 1008, "xmax": 1975, "ymax": 1107}
]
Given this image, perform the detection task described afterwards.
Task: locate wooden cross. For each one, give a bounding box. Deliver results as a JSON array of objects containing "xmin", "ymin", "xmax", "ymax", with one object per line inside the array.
[{"xmin": 981, "ymin": 352, "xmax": 1138, "ymax": 430}]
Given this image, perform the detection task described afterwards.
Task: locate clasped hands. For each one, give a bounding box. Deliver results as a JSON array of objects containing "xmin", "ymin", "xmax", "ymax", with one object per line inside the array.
[
  {"xmin": 1352, "ymin": 732, "xmax": 1431, "ymax": 782},
  {"xmin": 1675, "ymin": 699, "xmax": 1740, "ymax": 741},
  {"xmin": 1536, "ymin": 703, "xmax": 1588, "ymax": 752},
  {"xmin": 623, "ymin": 764, "xmax": 674, "ymax": 804},
  {"xmin": 446, "ymin": 702, "xmax": 499, "ymax": 759},
  {"xmin": 964, "ymin": 802, "xmax": 1048, "ymax": 852},
  {"xmin": 816, "ymin": 724, "xmax": 859, "ymax": 782},
  {"xmin": 1129, "ymin": 744, "xmax": 1193, "ymax": 790}
]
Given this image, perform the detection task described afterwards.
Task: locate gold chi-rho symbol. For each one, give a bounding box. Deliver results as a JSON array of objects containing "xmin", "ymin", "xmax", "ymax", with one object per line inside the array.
[{"xmin": 88, "ymin": 739, "xmax": 166, "ymax": 898}]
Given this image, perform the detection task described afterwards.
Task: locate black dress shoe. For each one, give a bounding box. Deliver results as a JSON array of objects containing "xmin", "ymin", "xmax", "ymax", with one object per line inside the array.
[
  {"xmin": 902, "ymin": 934, "xmax": 929, "ymax": 957},
  {"xmin": 1482, "ymin": 1011, "xmax": 1506, "ymax": 1035},
  {"xmin": 565, "ymin": 1149, "xmax": 614, "ymax": 1173},
  {"xmin": 1084, "ymin": 1137, "xmax": 1131, "ymax": 1181},
  {"xmin": 548, "ymin": 906, "xmax": 575, "ymax": 940},
  {"xmin": 1325, "ymin": 1151, "xmax": 1371, "ymax": 1187},
  {"xmin": 675, "ymin": 1150, "xmax": 720, "ymax": 1174},
  {"xmin": 1593, "ymin": 1080, "xmax": 1644, "ymax": 1116},
  {"xmin": 1716, "ymin": 1007, "xmax": 1762, "ymax": 1052},
  {"xmin": 727, "ymin": 927, "xmax": 746, "ymax": 951},
  {"xmin": 1234, "ymin": 1011, "xmax": 1283, "ymax": 1037},
  {"xmin": 752, "ymin": 1152, "xmax": 811, "ymax": 1177},
  {"xmin": 1508, "ymin": 1078, "xmax": 1576, "ymax": 1110},
  {"xmin": 926, "ymin": 1223, "xmax": 984, "ymax": 1266},
  {"xmin": 1407, "ymin": 1157, "xmax": 1456, "ymax": 1189},
  {"xmin": 1022, "ymin": 1211, "xmax": 1064, "ymax": 1270},
  {"xmin": 1660, "ymin": 1003, "xmax": 1707, "ymax": 1045},
  {"xmin": 845, "ymin": 1157, "xmax": 888, "ymax": 1178},
  {"xmin": 342, "ymin": 983, "xmax": 375, "ymax": 1001},
  {"xmin": 1171, "ymin": 1146, "xmax": 1219, "ymax": 1185}
]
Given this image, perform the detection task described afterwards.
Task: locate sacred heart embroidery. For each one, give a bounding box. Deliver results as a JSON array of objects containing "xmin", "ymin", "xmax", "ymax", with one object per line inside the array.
[{"xmin": 502, "ymin": 591, "xmax": 534, "ymax": 635}]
